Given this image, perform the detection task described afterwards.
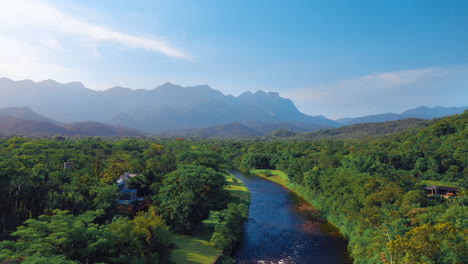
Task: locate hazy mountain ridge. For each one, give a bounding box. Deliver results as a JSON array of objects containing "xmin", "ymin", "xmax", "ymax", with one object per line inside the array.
[
  {"xmin": 0, "ymin": 114, "xmax": 69, "ymax": 136},
  {"xmin": 0, "ymin": 78, "xmax": 338, "ymax": 133},
  {"xmin": 0, "ymin": 106, "xmax": 61, "ymax": 124},
  {"xmin": 1, "ymin": 77, "xmax": 465, "ymax": 137},
  {"xmin": 0, "ymin": 106, "xmax": 146, "ymax": 137},
  {"xmin": 0, "ymin": 105, "xmax": 463, "ymax": 138},
  {"xmin": 337, "ymin": 106, "xmax": 468, "ymax": 125}
]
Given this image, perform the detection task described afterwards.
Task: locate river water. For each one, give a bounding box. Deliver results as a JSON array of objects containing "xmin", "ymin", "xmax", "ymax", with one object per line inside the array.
[{"xmin": 232, "ymin": 170, "xmax": 352, "ymax": 264}]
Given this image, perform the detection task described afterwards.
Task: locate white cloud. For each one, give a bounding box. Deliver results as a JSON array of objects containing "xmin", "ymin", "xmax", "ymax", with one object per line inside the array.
[
  {"xmin": 284, "ymin": 65, "xmax": 468, "ymax": 117},
  {"xmin": 0, "ymin": 0, "xmax": 190, "ymax": 84},
  {"xmin": 353, "ymin": 68, "xmax": 438, "ymax": 89},
  {"xmin": 0, "ymin": 0, "xmax": 190, "ymax": 59}
]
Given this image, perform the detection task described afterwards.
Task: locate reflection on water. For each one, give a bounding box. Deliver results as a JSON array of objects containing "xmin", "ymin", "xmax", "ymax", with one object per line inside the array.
[{"xmin": 231, "ymin": 170, "xmax": 352, "ymax": 264}]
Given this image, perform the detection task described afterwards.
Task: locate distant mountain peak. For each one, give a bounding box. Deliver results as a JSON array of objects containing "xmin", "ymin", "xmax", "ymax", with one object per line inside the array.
[
  {"xmin": 189, "ymin": 84, "xmax": 216, "ymax": 91},
  {"xmin": 156, "ymin": 82, "xmax": 183, "ymax": 90},
  {"xmin": 17, "ymin": 79, "xmax": 35, "ymax": 85},
  {"xmin": 414, "ymin": 106, "xmax": 430, "ymax": 109},
  {"xmin": 104, "ymin": 86, "xmax": 133, "ymax": 93},
  {"xmin": 65, "ymin": 81, "xmax": 86, "ymax": 89},
  {"xmin": 39, "ymin": 79, "xmax": 59, "ymax": 85},
  {"xmin": 238, "ymin": 90, "xmax": 281, "ymax": 98},
  {"xmin": 238, "ymin": 91, "xmax": 253, "ymax": 97}
]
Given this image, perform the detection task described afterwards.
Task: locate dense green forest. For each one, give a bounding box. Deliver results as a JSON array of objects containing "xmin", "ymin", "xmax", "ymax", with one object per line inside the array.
[
  {"xmin": 0, "ymin": 111, "xmax": 467, "ymax": 263},
  {"xmin": 0, "ymin": 138, "xmax": 247, "ymax": 263}
]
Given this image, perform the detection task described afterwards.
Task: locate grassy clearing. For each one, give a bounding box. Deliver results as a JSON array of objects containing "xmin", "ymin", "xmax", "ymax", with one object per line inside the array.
[
  {"xmin": 251, "ymin": 169, "xmax": 290, "ymax": 186},
  {"xmin": 171, "ymin": 234, "xmax": 222, "ymax": 264},
  {"xmin": 224, "ymin": 173, "xmax": 251, "ymax": 204},
  {"xmin": 170, "ymin": 173, "xmax": 250, "ymax": 264}
]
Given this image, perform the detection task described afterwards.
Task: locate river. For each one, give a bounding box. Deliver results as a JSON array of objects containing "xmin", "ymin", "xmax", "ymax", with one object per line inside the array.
[{"xmin": 231, "ymin": 170, "xmax": 352, "ymax": 264}]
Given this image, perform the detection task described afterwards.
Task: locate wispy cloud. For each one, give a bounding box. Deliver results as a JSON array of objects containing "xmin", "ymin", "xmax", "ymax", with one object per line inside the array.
[
  {"xmin": 0, "ymin": 0, "xmax": 190, "ymax": 59},
  {"xmin": 284, "ymin": 65, "xmax": 468, "ymax": 118},
  {"xmin": 0, "ymin": 0, "xmax": 190, "ymax": 84}
]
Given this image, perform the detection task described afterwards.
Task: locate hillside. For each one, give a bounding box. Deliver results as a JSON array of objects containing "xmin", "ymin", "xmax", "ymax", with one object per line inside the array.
[
  {"xmin": 157, "ymin": 120, "xmax": 329, "ymax": 138},
  {"xmin": 0, "ymin": 112, "xmax": 146, "ymax": 137},
  {"xmin": 292, "ymin": 118, "xmax": 430, "ymax": 140},
  {"xmin": 158, "ymin": 122, "xmax": 263, "ymax": 138},
  {"xmin": 0, "ymin": 106, "xmax": 60, "ymax": 124},
  {"xmin": 0, "ymin": 114, "xmax": 69, "ymax": 136},
  {"xmin": 62, "ymin": 122, "xmax": 146, "ymax": 137}
]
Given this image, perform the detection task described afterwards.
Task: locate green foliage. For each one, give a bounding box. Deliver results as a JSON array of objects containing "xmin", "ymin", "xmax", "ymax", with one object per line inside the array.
[
  {"xmin": 177, "ymin": 148, "xmax": 221, "ymax": 169},
  {"xmin": 211, "ymin": 203, "xmax": 249, "ymax": 251},
  {"xmin": 156, "ymin": 165, "xmax": 229, "ymax": 234},
  {"xmin": 0, "ymin": 208, "xmax": 172, "ymax": 263},
  {"xmin": 240, "ymin": 152, "xmax": 271, "ymax": 170}
]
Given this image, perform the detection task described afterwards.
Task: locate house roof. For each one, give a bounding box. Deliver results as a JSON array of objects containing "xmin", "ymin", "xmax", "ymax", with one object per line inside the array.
[{"xmin": 421, "ymin": 186, "xmax": 459, "ymax": 192}]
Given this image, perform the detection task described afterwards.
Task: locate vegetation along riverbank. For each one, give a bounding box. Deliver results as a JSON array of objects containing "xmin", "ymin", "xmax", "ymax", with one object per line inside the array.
[{"xmin": 238, "ymin": 112, "xmax": 467, "ymax": 263}]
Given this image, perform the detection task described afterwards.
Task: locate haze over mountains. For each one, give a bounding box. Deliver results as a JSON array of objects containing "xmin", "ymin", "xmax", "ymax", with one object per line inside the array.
[
  {"xmin": 0, "ymin": 106, "xmax": 145, "ymax": 137},
  {"xmin": 0, "ymin": 77, "xmax": 336, "ymax": 133},
  {"xmin": 0, "ymin": 77, "xmax": 466, "ymax": 137}
]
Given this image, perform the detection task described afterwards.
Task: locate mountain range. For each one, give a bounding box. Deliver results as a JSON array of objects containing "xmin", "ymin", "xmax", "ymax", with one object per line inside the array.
[
  {"xmin": 0, "ymin": 77, "xmax": 466, "ymax": 137},
  {"xmin": 0, "ymin": 77, "xmax": 336, "ymax": 133}
]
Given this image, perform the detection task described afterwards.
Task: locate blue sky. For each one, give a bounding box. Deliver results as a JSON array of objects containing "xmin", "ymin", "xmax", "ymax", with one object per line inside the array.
[{"xmin": 0, "ymin": 0, "xmax": 467, "ymax": 118}]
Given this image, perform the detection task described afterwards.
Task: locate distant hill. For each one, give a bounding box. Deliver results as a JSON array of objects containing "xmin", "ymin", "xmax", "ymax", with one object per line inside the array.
[
  {"xmin": 0, "ymin": 106, "xmax": 60, "ymax": 124},
  {"xmin": 0, "ymin": 114, "xmax": 69, "ymax": 136},
  {"xmin": 159, "ymin": 117, "xmax": 434, "ymax": 139},
  {"xmin": 159, "ymin": 122, "xmax": 264, "ymax": 138},
  {"xmin": 0, "ymin": 108, "xmax": 146, "ymax": 137},
  {"xmin": 293, "ymin": 118, "xmax": 430, "ymax": 141},
  {"xmin": 243, "ymin": 120, "xmax": 326, "ymax": 134},
  {"xmin": 0, "ymin": 78, "xmax": 338, "ymax": 133},
  {"xmin": 157, "ymin": 120, "xmax": 335, "ymax": 138},
  {"xmin": 62, "ymin": 122, "xmax": 146, "ymax": 137},
  {"xmin": 336, "ymin": 106, "xmax": 468, "ymax": 126}
]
